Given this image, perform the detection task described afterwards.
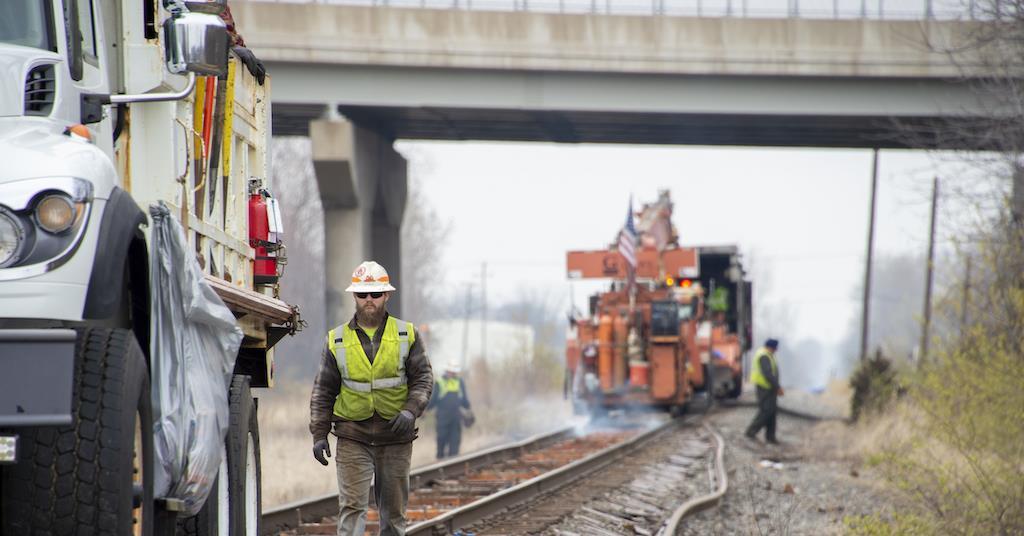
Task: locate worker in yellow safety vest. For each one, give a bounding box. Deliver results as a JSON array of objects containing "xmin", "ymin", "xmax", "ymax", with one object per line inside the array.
[
  {"xmin": 428, "ymin": 361, "xmax": 473, "ymax": 459},
  {"xmin": 309, "ymin": 261, "xmax": 435, "ymax": 536},
  {"xmin": 745, "ymin": 338, "xmax": 784, "ymax": 445}
]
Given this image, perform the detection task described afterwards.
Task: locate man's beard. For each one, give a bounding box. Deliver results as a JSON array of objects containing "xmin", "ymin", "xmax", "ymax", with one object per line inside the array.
[{"xmin": 356, "ymin": 302, "xmax": 386, "ymax": 327}]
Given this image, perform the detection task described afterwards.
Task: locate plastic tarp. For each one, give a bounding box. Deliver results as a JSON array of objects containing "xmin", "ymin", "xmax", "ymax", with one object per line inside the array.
[{"xmin": 149, "ymin": 202, "xmax": 243, "ymax": 515}]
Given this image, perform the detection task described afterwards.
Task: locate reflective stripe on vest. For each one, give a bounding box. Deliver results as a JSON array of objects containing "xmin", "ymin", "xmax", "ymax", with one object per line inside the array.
[
  {"xmin": 749, "ymin": 347, "xmax": 778, "ymax": 390},
  {"xmin": 326, "ymin": 316, "xmax": 415, "ymax": 420}
]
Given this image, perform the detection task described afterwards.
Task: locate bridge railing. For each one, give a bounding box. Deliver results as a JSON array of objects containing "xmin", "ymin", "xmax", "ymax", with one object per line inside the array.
[{"xmin": 237, "ymin": 0, "xmax": 988, "ymax": 20}]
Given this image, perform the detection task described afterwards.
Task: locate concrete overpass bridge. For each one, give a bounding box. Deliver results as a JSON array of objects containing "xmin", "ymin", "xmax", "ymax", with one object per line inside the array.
[{"xmin": 230, "ymin": 1, "xmax": 994, "ymax": 320}]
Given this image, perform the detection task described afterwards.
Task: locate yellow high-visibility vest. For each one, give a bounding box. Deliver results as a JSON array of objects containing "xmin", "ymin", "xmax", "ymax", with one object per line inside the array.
[
  {"xmin": 438, "ymin": 377, "xmax": 461, "ymax": 397},
  {"xmin": 749, "ymin": 347, "xmax": 778, "ymax": 390},
  {"xmin": 327, "ymin": 316, "xmax": 414, "ymax": 421}
]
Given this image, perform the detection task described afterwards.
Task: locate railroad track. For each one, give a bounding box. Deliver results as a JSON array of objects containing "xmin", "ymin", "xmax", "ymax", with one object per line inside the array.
[
  {"xmin": 263, "ymin": 410, "xmax": 738, "ymax": 536},
  {"xmin": 262, "ymin": 418, "xmax": 652, "ymax": 535},
  {"xmin": 263, "ymin": 401, "xmax": 839, "ymax": 535},
  {"xmin": 456, "ymin": 422, "xmax": 723, "ymax": 535}
]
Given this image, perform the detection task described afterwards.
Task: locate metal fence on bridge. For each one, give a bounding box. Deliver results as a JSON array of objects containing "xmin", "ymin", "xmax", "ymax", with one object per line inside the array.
[{"xmin": 236, "ymin": 0, "xmax": 991, "ymax": 20}]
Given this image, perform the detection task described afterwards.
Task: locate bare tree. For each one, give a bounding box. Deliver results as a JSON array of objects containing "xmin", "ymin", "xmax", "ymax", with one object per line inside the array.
[{"xmin": 399, "ymin": 148, "xmax": 452, "ymax": 322}]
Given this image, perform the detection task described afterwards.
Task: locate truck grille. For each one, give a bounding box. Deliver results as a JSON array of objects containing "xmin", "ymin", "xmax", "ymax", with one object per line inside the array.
[{"xmin": 24, "ymin": 65, "xmax": 55, "ymax": 116}]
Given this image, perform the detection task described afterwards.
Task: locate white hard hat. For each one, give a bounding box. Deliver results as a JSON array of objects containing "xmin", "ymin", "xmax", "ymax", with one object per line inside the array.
[
  {"xmin": 445, "ymin": 361, "xmax": 462, "ymax": 375},
  {"xmin": 345, "ymin": 261, "xmax": 396, "ymax": 293}
]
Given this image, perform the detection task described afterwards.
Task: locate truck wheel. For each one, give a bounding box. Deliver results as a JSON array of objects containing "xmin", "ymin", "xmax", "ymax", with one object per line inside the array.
[
  {"xmin": 178, "ymin": 375, "xmax": 260, "ymax": 536},
  {"xmin": 727, "ymin": 374, "xmax": 743, "ymax": 399},
  {"xmin": 0, "ymin": 328, "xmax": 154, "ymax": 536},
  {"xmin": 699, "ymin": 364, "xmax": 712, "ymax": 392},
  {"xmin": 228, "ymin": 375, "xmax": 261, "ymax": 536},
  {"xmin": 177, "ymin": 446, "xmax": 227, "ymax": 536}
]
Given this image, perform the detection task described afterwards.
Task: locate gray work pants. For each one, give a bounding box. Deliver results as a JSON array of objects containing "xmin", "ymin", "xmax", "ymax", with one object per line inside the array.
[
  {"xmin": 745, "ymin": 386, "xmax": 778, "ymax": 442},
  {"xmin": 435, "ymin": 416, "xmax": 462, "ymax": 459},
  {"xmin": 335, "ymin": 437, "xmax": 412, "ymax": 536}
]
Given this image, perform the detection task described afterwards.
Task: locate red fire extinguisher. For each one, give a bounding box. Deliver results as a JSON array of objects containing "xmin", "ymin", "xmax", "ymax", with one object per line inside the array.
[{"xmin": 249, "ymin": 185, "xmax": 280, "ymax": 285}]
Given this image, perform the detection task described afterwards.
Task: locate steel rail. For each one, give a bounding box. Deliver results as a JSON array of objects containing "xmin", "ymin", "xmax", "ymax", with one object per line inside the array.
[
  {"xmin": 660, "ymin": 423, "xmax": 727, "ymax": 535},
  {"xmin": 719, "ymin": 399, "xmax": 846, "ymax": 423},
  {"xmin": 407, "ymin": 417, "xmax": 679, "ymax": 535},
  {"xmin": 259, "ymin": 424, "xmax": 576, "ymax": 535}
]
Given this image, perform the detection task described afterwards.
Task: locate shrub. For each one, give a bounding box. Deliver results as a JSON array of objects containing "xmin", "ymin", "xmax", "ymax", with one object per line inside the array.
[{"xmin": 849, "ymin": 349, "xmax": 898, "ymax": 422}]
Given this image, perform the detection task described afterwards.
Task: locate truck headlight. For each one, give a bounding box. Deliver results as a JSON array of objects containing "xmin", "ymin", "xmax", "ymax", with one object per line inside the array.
[
  {"xmin": 0, "ymin": 177, "xmax": 92, "ymax": 279},
  {"xmin": 0, "ymin": 210, "xmax": 25, "ymax": 267},
  {"xmin": 36, "ymin": 195, "xmax": 77, "ymax": 234}
]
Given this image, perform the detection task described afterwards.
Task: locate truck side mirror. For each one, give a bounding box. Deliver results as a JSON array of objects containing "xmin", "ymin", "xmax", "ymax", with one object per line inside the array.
[
  {"xmin": 63, "ymin": 0, "xmax": 84, "ymax": 81},
  {"xmin": 163, "ymin": 10, "xmax": 228, "ymax": 77}
]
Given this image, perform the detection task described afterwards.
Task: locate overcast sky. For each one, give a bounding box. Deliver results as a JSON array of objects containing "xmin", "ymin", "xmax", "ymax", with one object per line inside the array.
[{"xmin": 395, "ymin": 141, "xmax": 988, "ymax": 370}]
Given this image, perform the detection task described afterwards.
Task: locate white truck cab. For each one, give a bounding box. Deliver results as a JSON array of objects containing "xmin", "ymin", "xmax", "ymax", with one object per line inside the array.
[{"xmin": 0, "ymin": 1, "xmax": 293, "ymax": 534}]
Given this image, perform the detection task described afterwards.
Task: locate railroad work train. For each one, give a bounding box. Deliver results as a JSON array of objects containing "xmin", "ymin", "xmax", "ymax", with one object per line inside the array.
[{"xmin": 565, "ymin": 192, "xmax": 753, "ymax": 413}]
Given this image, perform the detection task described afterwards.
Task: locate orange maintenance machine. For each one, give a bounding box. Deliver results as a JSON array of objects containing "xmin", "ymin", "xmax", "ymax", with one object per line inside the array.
[{"xmin": 565, "ymin": 194, "xmax": 752, "ymax": 414}]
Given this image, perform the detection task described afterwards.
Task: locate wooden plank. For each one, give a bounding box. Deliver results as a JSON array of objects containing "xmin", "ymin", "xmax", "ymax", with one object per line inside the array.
[{"xmin": 204, "ymin": 275, "xmax": 294, "ymax": 326}]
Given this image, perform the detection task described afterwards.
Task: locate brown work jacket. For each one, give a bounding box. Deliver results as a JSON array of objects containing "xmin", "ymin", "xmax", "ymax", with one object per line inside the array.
[{"xmin": 309, "ymin": 313, "xmax": 434, "ymax": 446}]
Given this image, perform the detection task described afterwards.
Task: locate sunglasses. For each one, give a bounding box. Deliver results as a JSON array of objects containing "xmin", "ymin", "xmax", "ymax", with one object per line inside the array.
[{"xmin": 355, "ymin": 292, "xmax": 385, "ymax": 299}]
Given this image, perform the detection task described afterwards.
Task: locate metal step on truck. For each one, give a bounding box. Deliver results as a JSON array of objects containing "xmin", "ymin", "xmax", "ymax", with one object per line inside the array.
[{"xmin": 0, "ymin": 0, "xmax": 299, "ymax": 534}]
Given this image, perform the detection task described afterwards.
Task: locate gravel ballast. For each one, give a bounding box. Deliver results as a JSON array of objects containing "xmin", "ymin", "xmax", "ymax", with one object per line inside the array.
[{"xmin": 678, "ymin": 404, "xmax": 897, "ymax": 535}]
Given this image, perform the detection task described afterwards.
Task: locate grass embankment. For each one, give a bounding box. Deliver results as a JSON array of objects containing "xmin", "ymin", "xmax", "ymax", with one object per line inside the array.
[{"xmin": 845, "ymin": 225, "xmax": 1024, "ymax": 535}]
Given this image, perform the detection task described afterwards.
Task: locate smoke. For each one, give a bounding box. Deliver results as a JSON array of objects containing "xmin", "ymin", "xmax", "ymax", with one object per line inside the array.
[{"xmin": 834, "ymin": 253, "xmax": 928, "ymax": 377}]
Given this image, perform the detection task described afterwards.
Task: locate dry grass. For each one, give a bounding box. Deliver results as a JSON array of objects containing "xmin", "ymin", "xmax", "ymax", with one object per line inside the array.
[
  {"xmin": 255, "ymin": 379, "xmax": 573, "ymax": 509},
  {"xmin": 800, "ymin": 404, "xmax": 917, "ymax": 464},
  {"xmin": 255, "ymin": 381, "xmax": 337, "ymax": 508},
  {"xmin": 820, "ymin": 378, "xmax": 853, "ymax": 412}
]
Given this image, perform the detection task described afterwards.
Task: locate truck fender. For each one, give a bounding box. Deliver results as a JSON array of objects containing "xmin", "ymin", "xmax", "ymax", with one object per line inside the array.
[{"xmin": 82, "ymin": 187, "xmax": 147, "ymax": 322}]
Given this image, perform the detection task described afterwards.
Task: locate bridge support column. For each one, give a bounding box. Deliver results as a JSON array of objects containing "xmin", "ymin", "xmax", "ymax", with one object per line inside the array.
[{"xmin": 311, "ymin": 119, "xmax": 407, "ymax": 327}]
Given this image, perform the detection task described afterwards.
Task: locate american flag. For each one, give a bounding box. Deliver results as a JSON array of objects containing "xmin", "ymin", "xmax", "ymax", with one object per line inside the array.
[{"xmin": 618, "ymin": 198, "xmax": 638, "ymax": 270}]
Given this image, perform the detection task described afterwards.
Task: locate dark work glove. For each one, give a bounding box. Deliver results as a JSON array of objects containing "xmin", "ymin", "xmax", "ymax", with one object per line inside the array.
[
  {"xmin": 312, "ymin": 439, "xmax": 331, "ymax": 466},
  {"xmin": 232, "ymin": 46, "xmax": 266, "ymax": 85},
  {"xmin": 388, "ymin": 410, "xmax": 415, "ymax": 436}
]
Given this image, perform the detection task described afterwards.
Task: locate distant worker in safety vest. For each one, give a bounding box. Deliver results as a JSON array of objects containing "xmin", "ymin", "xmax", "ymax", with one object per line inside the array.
[
  {"xmin": 745, "ymin": 338, "xmax": 784, "ymax": 445},
  {"xmin": 309, "ymin": 261, "xmax": 434, "ymax": 536},
  {"xmin": 428, "ymin": 361, "xmax": 473, "ymax": 459}
]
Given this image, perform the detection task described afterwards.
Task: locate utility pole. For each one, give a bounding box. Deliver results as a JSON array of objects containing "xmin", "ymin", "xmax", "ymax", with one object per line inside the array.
[
  {"xmin": 961, "ymin": 255, "xmax": 971, "ymax": 336},
  {"xmin": 1013, "ymin": 163, "xmax": 1024, "ymax": 225},
  {"xmin": 860, "ymin": 149, "xmax": 879, "ymax": 362},
  {"xmin": 920, "ymin": 177, "xmax": 939, "ymax": 364},
  {"xmin": 461, "ymin": 286, "xmax": 472, "ymax": 364},
  {"xmin": 480, "ymin": 262, "xmax": 487, "ymax": 365}
]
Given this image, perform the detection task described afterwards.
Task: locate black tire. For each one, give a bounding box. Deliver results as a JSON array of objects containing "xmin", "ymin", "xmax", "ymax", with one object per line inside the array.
[
  {"xmin": 0, "ymin": 328, "xmax": 154, "ymax": 536},
  {"xmin": 727, "ymin": 373, "xmax": 743, "ymax": 399},
  {"xmin": 696, "ymin": 363, "xmax": 711, "ymax": 393},
  {"xmin": 176, "ymin": 470, "xmax": 223, "ymax": 536},
  {"xmin": 179, "ymin": 375, "xmax": 261, "ymax": 536},
  {"xmin": 227, "ymin": 375, "xmax": 261, "ymax": 536}
]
